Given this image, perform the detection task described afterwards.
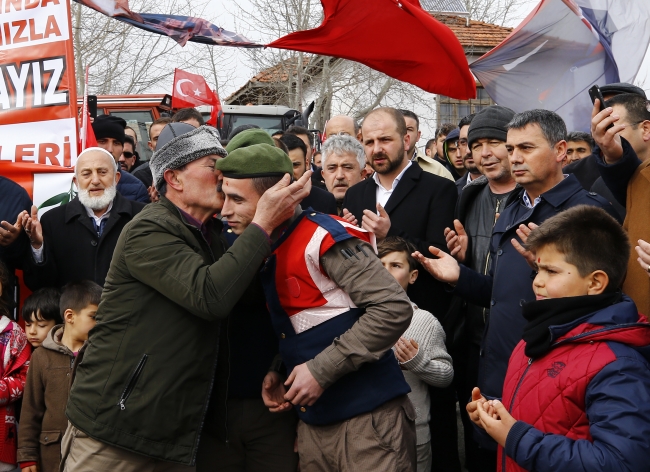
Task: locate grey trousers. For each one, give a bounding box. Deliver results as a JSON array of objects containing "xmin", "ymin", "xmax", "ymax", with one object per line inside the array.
[{"xmin": 296, "ymin": 395, "xmax": 417, "ymax": 472}]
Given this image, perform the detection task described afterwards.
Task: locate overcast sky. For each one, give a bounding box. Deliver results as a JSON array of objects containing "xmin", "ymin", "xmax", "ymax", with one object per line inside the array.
[{"xmin": 203, "ymin": 0, "xmax": 650, "ymax": 98}]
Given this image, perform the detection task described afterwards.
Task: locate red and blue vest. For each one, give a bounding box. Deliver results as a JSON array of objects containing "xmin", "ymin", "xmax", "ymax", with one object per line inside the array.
[{"xmin": 260, "ymin": 210, "xmax": 410, "ymax": 425}]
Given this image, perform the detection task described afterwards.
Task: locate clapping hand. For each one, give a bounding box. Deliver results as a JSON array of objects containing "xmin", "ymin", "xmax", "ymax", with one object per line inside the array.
[
  {"xmin": 361, "ymin": 203, "xmax": 391, "ymax": 241},
  {"xmin": 21, "ymin": 206, "xmax": 44, "ymax": 249},
  {"xmin": 0, "ymin": 212, "xmax": 25, "ymax": 247},
  {"xmin": 511, "ymin": 222, "xmax": 538, "ymax": 269},
  {"xmin": 445, "ymin": 219, "xmax": 468, "ymax": 262}
]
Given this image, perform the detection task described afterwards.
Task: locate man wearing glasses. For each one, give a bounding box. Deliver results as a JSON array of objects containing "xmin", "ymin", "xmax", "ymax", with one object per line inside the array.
[{"xmin": 119, "ymin": 135, "xmax": 139, "ymax": 172}]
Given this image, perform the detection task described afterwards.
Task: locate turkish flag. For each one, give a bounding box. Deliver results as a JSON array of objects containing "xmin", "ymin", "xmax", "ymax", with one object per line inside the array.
[
  {"xmin": 172, "ymin": 69, "xmax": 223, "ymax": 128},
  {"xmin": 267, "ymin": 0, "xmax": 476, "ymax": 99}
]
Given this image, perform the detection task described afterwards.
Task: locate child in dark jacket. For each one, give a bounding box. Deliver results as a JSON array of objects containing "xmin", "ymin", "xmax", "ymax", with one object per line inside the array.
[
  {"xmin": 467, "ymin": 205, "xmax": 650, "ymax": 472},
  {"xmin": 17, "ymin": 281, "xmax": 101, "ymax": 472}
]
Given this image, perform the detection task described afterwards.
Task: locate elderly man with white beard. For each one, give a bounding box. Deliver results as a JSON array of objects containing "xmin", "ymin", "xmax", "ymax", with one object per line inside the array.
[{"xmin": 22, "ymin": 147, "xmax": 146, "ymax": 290}]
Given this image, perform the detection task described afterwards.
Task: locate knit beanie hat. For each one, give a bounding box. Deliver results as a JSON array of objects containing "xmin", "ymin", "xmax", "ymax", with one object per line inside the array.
[
  {"xmin": 215, "ymin": 143, "xmax": 292, "ymax": 179},
  {"xmin": 225, "ymin": 129, "xmax": 275, "ymax": 153},
  {"xmin": 92, "ymin": 115, "xmax": 126, "ymax": 144},
  {"xmin": 467, "ymin": 106, "xmax": 516, "ymax": 148},
  {"xmin": 150, "ymin": 124, "xmax": 227, "ymax": 189}
]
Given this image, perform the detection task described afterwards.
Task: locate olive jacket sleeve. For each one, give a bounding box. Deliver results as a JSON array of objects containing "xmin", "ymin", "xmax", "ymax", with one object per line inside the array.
[{"xmin": 306, "ymin": 238, "xmax": 413, "ymax": 389}]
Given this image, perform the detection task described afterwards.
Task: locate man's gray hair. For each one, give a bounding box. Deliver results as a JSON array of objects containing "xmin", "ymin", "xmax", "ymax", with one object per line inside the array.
[
  {"xmin": 321, "ymin": 135, "xmax": 365, "ymax": 169},
  {"xmin": 506, "ymin": 109, "xmax": 567, "ymax": 147}
]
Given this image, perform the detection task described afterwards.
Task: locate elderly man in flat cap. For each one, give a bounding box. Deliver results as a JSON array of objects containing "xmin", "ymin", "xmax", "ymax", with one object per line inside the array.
[
  {"xmin": 62, "ymin": 124, "xmax": 311, "ymax": 472},
  {"xmin": 214, "ymin": 143, "xmax": 417, "ymax": 471}
]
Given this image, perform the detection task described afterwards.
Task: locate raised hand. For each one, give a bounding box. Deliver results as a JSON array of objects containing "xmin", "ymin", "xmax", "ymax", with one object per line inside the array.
[
  {"xmin": 22, "ymin": 205, "xmax": 43, "ymax": 249},
  {"xmin": 511, "ymin": 222, "xmax": 539, "ymax": 269},
  {"xmin": 412, "ymin": 246, "xmax": 461, "ymax": 284},
  {"xmin": 636, "ymin": 239, "xmax": 650, "ymax": 278},
  {"xmin": 0, "ymin": 211, "xmax": 25, "ymax": 247},
  {"xmin": 261, "ymin": 371, "xmax": 292, "ymax": 413},
  {"xmin": 361, "ymin": 203, "xmax": 391, "ymax": 241},
  {"xmin": 590, "ymin": 99, "xmax": 625, "ymax": 164},
  {"xmin": 445, "ymin": 219, "xmax": 468, "ymax": 262},
  {"xmin": 252, "ymin": 171, "xmax": 312, "ymax": 235}
]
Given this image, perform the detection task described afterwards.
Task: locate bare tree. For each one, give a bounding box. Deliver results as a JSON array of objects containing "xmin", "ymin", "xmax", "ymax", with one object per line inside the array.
[
  {"xmin": 230, "ymin": 0, "xmax": 439, "ymax": 131},
  {"xmin": 463, "ymin": 0, "xmax": 528, "ymax": 26},
  {"xmin": 72, "ymin": 0, "xmax": 237, "ymax": 97}
]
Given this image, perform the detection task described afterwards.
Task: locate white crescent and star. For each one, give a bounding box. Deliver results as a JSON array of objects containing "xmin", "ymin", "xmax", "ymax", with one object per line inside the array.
[
  {"xmin": 176, "ymin": 79, "xmax": 204, "ymax": 98},
  {"xmin": 176, "ymin": 79, "xmax": 193, "ymax": 97}
]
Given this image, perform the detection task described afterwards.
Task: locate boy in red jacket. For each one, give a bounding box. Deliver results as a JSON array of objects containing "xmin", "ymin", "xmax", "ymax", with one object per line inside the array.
[{"xmin": 467, "ymin": 205, "xmax": 650, "ymax": 472}]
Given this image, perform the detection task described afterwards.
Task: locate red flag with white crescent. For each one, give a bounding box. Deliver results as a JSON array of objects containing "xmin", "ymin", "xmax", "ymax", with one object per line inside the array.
[{"xmin": 172, "ymin": 68, "xmax": 223, "ymax": 128}]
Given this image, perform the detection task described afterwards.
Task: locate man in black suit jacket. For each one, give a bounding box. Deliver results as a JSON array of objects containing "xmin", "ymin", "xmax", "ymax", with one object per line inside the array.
[
  {"xmin": 342, "ymin": 107, "xmax": 460, "ymax": 472},
  {"xmin": 22, "ymin": 148, "xmax": 146, "ymax": 290},
  {"xmin": 343, "ymin": 108, "xmax": 457, "ymax": 319},
  {"xmin": 281, "ymin": 134, "xmax": 337, "ymax": 214}
]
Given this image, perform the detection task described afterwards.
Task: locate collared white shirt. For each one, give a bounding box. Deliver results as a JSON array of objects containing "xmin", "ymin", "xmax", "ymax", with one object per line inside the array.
[
  {"xmin": 31, "ymin": 201, "xmax": 114, "ymax": 263},
  {"xmin": 373, "ymin": 160, "xmax": 412, "ymax": 209}
]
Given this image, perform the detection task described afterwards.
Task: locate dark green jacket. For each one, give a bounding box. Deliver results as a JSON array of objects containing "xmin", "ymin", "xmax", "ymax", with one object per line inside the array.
[{"xmin": 66, "ymin": 196, "xmax": 271, "ymax": 465}]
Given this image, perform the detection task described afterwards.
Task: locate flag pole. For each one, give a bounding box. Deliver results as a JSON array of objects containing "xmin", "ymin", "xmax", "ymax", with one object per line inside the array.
[{"xmin": 82, "ymin": 65, "xmax": 89, "ymax": 151}]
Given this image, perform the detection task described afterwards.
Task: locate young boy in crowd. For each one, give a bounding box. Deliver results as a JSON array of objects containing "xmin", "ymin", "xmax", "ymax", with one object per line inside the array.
[
  {"xmin": 18, "ymin": 280, "xmax": 101, "ymax": 472},
  {"xmin": 467, "ymin": 205, "xmax": 650, "ymax": 472},
  {"xmin": 378, "ymin": 237, "xmax": 454, "ymax": 472},
  {"xmin": 22, "ymin": 288, "xmax": 62, "ymax": 349},
  {"xmin": 0, "ymin": 260, "xmax": 31, "ymax": 471}
]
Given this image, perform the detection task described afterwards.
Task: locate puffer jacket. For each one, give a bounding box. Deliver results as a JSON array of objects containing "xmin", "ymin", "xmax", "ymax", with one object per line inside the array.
[
  {"xmin": 499, "ymin": 296, "xmax": 650, "ymax": 472},
  {"xmin": 116, "ymin": 170, "xmax": 149, "ymax": 203},
  {"xmin": 66, "ymin": 196, "xmax": 272, "ymax": 465}
]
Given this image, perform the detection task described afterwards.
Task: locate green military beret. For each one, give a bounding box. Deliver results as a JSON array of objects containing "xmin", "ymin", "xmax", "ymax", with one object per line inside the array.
[
  {"xmin": 225, "ymin": 129, "xmax": 275, "ymax": 153},
  {"xmin": 215, "ymin": 143, "xmax": 293, "ymax": 178}
]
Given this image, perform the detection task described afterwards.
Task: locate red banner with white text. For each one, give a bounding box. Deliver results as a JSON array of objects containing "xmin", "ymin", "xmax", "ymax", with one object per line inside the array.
[{"xmin": 0, "ymin": 0, "xmax": 78, "ymax": 203}]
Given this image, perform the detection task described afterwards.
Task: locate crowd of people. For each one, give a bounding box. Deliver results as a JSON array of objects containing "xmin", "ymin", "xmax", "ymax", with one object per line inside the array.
[{"xmin": 0, "ymin": 80, "xmax": 649, "ymax": 472}]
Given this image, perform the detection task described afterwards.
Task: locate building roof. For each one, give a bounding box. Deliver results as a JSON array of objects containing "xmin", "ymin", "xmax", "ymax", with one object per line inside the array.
[
  {"xmin": 421, "ymin": 0, "xmax": 468, "ymax": 15},
  {"xmin": 433, "ymin": 14, "xmax": 512, "ymax": 49}
]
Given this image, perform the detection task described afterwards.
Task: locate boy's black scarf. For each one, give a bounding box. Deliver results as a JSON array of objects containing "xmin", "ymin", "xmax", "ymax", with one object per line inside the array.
[{"xmin": 521, "ymin": 291, "xmax": 621, "ymax": 359}]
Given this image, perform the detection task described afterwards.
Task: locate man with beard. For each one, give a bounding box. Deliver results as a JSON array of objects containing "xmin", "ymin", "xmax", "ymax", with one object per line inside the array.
[
  {"xmin": 342, "ymin": 107, "xmax": 459, "ymax": 472},
  {"xmin": 456, "ymin": 114, "xmax": 481, "ymax": 195},
  {"xmin": 443, "ymin": 106, "xmax": 517, "ymax": 472},
  {"xmin": 320, "ymin": 135, "xmax": 368, "ymax": 215},
  {"xmin": 21, "ymin": 148, "xmax": 146, "ymax": 290}
]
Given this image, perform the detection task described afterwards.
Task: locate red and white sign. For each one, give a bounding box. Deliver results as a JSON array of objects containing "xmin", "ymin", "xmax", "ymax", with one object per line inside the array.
[{"xmin": 0, "ymin": 0, "xmax": 79, "ymax": 201}]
